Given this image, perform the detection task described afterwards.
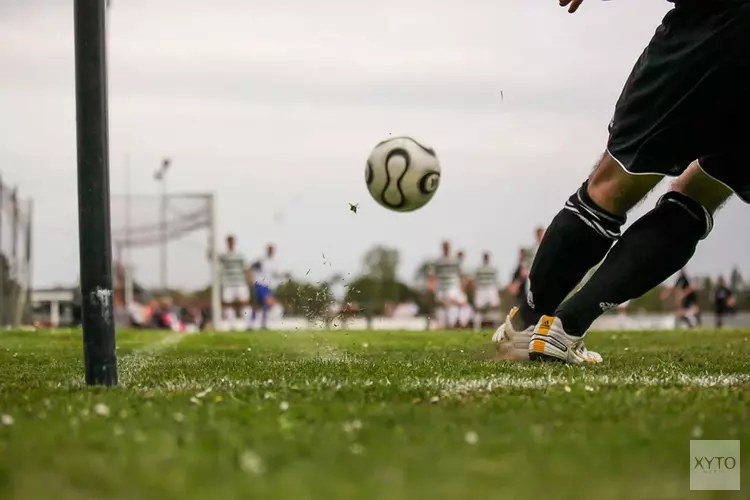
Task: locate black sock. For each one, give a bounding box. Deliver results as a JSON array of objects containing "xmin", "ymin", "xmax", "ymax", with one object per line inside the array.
[
  {"xmin": 518, "ymin": 181, "xmax": 625, "ymax": 328},
  {"xmin": 556, "ymin": 191, "xmax": 712, "ymax": 335}
]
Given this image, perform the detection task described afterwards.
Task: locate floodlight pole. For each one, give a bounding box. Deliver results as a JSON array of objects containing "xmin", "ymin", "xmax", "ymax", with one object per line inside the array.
[
  {"xmin": 155, "ymin": 158, "xmax": 170, "ymax": 292},
  {"xmin": 74, "ymin": 0, "xmax": 118, "ymax": 386}
]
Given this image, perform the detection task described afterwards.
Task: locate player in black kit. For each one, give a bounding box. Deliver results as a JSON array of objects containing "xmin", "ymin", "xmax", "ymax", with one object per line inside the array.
[
  {"xmin": 661, "ymin": 268, "xmax": 701, "ymax": 328},
  {"xmin": 713, "ymin": 275, "xmax": 736, "ymax": 328},
  {"xmin": 494, "ymin": 0, "xmax": 750, "ymax": 363}
]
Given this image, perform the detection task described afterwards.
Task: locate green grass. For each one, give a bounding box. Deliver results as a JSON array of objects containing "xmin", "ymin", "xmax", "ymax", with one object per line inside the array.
[{"xmin": 0, "ymin": 328, "xmax": 748, "ymax": 500}]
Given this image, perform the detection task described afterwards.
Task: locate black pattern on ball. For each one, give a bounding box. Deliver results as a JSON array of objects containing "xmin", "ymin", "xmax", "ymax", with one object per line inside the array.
[
  {"xmin": 380, "ymin": 148, "xmax": 411, "ymax": 209},
  {"xmin": 418, "ymin": 172, "xmax": 440, "ymax": 195},
  {"xmin": 373, "ymin": 136, "xmax": 436, "ymax": 157},
  {"xmin": 366, "ymin": 161, "xmax": 374, "ymax": 185}
]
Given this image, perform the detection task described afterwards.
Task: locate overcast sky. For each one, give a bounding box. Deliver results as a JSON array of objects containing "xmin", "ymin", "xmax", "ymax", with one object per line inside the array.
[{"xmin": 1, "ymin": 0, "xmax": 748, "ymax": 290}]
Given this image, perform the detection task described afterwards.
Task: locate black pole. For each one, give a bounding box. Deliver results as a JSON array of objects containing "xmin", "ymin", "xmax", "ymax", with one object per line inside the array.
[
  {"xmin": 159, "ymin": 158, "xmax": 170, "ymax": 292},
  {"xmin": 74, "ymin": 0, "xmax": 118, "ymax": 386}
]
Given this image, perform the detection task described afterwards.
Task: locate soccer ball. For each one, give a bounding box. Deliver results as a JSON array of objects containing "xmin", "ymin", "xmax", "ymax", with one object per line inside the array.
[{"xmin": 365, "ymin": 136, "xmax": 441, "ymax": 212}]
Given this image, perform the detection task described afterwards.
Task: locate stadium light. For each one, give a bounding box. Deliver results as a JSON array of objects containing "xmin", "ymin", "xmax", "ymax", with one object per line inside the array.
[
  {"xmin": 154, "ymin": 158, "xmax": 171, "ymax": 291},
  {"xmin": 74, "ymin": 0, "xmax": 118, "ymax": 386}
]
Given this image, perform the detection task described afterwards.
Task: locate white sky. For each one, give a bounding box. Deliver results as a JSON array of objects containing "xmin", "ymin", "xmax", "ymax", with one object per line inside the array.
[{"xmin": 1, "ymin": 0, "xmax": 748, "ymax": 290}]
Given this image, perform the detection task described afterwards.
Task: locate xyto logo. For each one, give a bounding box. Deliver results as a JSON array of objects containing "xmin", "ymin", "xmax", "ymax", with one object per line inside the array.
[{"xmin": 693, "ymin": 456, "xmax": 737, "ymax": 473}]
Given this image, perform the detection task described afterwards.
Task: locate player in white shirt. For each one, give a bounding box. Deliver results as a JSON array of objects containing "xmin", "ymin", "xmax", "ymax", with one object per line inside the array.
[
  {"xmin": 218, "ymin": 235, "xmax": 251, "ymax": 331},
  {"xmin": 430, "ymin": 241, "xmax": 467, "ymax": 329},
  {"xmin": 473, "ymin": 252, "xmax": 501, "ymax": 331},
  {"xmin": 251, "ymin": 244, "xmax": 282, "ymax": 329}
]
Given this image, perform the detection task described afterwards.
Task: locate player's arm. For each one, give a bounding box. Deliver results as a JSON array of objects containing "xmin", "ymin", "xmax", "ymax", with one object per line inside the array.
[
  {"xmin": 559, "ymin": 0, "xmax": 584, "ymax": 14},
  {"xmin": 727, "ymin": 291, "xmax": 737, "ymax": 308},
  {"xmin": 246, "ymin": 261, "xmax": 259, "ymax": 284}
]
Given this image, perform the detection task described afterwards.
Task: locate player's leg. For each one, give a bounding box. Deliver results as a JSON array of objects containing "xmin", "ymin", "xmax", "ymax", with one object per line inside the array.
[
  {"xmin": 261, "ymin": 291, "xmax": 276, "ymax": 329},
  {"xmin": 715, "ymin": 306, "xmax": 724, "ymax": 329},
  {"xmin": 238, "ymin": 285, "xmax": 252, "ymax": 331},
  {"xmin": 446, "ymin": 290, "xmax": 461, "ymax": 329},
  {"xmin": 541, "ymin": 162, "xmax": 733, "ymax": 360},
  {"xmin": 489, "ymin": 293, "xmax": 502, "ymax": 328},
  {"xmin": 678, "ymin": 305, "xmax": 693, "ymax": 329},
  {"xmin": 529, "ymin": 0, "xmax": 750, "ymax": 362},
  {"xmin": 436, "ymin": 303, "xmax": 447, "ymax": 329},
  {"xmin": 458, "ymin": 291, "xmax": 472, "ymax": 329},
  {"xmin": 683, "ymin": 306, "xmax": 697, "ymax": 329},
  {"xmin": 515, "ymin": 151, "xmax": 662, "ymax": 331},
  {"xmin": 433, "ymin": 291, "xmax": 448, "ymax": 329},
  {"xmin": 221, "ymin": 287, "xmax": 238, "ymax": 331},
  {"xmin": 252, "ymin": 283, "xmax": 270, "ymax": 330},
  {"xmin": 477, "ymin": 290, "xmax": 501, "ymax": 330},
  {"xmin": 693, "ymin": 304, "xmax": 703, "ymax": 328},
  {"xmin": 462, "ymin": 304, "xmax": 474, "ymax": 329},
  {"xmin": 473, "ymin": 291, "xmax": 488, "ymax": 331},
  {"xmin": 683, "ymin": 302, "xmax": 697, "ymax": 328}
]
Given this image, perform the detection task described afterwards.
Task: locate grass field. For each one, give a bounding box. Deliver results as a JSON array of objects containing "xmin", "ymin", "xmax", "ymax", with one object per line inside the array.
[{"xmin": 0, "ymin": 327, "xmax": 748, "ymax": 500}]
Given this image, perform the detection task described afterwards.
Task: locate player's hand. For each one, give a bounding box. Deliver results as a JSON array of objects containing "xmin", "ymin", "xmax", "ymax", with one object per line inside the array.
[{"xmin": 559, "ymin": 0, "xmax": 584, "ymax": 13}]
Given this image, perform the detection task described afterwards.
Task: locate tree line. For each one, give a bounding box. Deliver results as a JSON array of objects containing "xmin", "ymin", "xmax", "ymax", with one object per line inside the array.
[{"xmin": 270, "ymin": 245, "xmax": 750, "ymax": 317}]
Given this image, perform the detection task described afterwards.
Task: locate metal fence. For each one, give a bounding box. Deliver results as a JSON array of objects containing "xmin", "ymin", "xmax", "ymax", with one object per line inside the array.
[{"xmin": 0, "ymin": 175, "xmax": 32, "ymax": 326}]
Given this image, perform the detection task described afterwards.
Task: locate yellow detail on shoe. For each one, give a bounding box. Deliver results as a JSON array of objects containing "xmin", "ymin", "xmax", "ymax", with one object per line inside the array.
[
  {"xmin": 538, "ymin": 316, "xmax": 554, "ymax": 336},
  {"xmin": 508, "ymin": 307, "xmax": 518, "ymax": 320},
  {"xmin": 531, "ymin": 339, "xmax": 546, "ymax": 353}
]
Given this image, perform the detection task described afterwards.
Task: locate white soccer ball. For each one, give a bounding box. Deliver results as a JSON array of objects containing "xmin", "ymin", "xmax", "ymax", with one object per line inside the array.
[{"xmin": 365, "ymin": 136, "xmax": 441, "ymax": 212}]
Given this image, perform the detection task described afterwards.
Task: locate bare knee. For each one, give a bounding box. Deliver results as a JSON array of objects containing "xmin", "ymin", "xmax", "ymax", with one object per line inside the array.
[
  {"xmin": 671, "ymin": 161, "xmax": 734, "ymax": 214},
  {"xmin": 585, "ymin": 152, "xmax": 662, "ymax": 215}
]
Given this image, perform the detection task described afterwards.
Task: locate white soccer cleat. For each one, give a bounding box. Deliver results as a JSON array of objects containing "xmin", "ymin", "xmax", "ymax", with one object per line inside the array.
[
  {"xmin": 492, "ymin": 307, "xmax": 534, "ymax": 360},
  {"xmin": 528, "ymin": 315, "xmax": 603, "ymax": 364}
]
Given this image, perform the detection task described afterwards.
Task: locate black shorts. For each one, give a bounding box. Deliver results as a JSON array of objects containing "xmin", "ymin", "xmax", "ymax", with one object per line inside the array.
[
  {"xmin": 607, "ymin": 0, "xmax": 750, "ymax": 202},
  {"xmin": 681, "ymin": 293, "xmax": 699, "ymax": 310}
]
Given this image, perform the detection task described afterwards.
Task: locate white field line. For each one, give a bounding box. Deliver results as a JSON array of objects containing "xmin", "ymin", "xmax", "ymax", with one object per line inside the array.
[
  {"xmin": 119, "ymin": 331, "xmax": 196, "ymax": 384},
  {"xmin": 125, "ymin": 372, "xmax": 750, "ymax": 395}
]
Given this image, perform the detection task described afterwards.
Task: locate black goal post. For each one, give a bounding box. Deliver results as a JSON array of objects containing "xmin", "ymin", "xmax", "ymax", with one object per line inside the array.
[{"xmin": 74, "ymin": 0, "xmax": 118, "ymax": 386}]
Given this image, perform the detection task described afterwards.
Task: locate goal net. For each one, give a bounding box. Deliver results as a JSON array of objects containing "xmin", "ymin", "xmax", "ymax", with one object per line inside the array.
[
  {"xmin": 109, "ymin": 193, "xmax": 219, "ymax": 328},
  {"xmin": 0, "ymin": 181, "xmax": 32, "ymax": 326}
]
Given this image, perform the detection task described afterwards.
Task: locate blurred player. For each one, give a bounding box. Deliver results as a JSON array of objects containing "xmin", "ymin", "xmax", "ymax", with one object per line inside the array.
[
  {"xmin": 713, "ymin": 275, "xmax": 735, "ymax": 329},
  {"xmin": 218, "ymin": 235, "xmax": 251, "ymax": 331},
  {"xmin": 494, "ymin": 0, "xmax": 750, "ymax": 364},
  {"xmin": 492, "ymin": 247, "xmax": 528, "ymax": 344},
  {"xmin": 661, "ymin": 268, "xmax": 701, "ymax": 328},
  {"xmin": 509, "ymin": 248, "xmax": 530, "ymax": 307},
  {"xmin": 473, "ymin": 252, "xmax": 501, "ymax": 331},
  {"xmin": 251, "ymin": 244, "xmax": 282, "ymax": 330},
  {"xmin": 431, "ymin": 240, "xmax": 464, "ymax": 329}
]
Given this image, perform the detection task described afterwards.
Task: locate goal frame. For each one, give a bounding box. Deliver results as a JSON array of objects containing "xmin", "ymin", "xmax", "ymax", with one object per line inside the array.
[{"xmin": 113, "ymin": 192, "xmax": 221, "ymax": 329}]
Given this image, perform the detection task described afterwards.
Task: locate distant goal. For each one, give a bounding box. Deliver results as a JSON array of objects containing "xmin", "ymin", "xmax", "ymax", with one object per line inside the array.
[{"xmin": 109, "ymin": 192, "xmax": 220, "ymax": 327}]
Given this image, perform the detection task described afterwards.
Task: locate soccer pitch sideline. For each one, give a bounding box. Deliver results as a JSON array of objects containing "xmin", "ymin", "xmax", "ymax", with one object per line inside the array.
[{"xmin": 0, "ymin": 329, "xmax": 748, "ymax": 500}]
